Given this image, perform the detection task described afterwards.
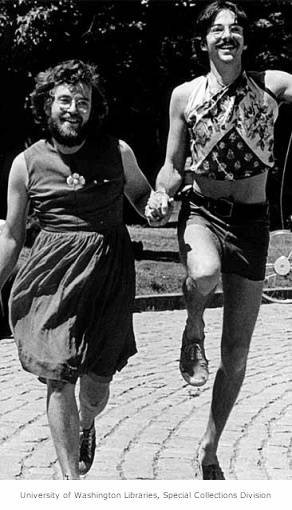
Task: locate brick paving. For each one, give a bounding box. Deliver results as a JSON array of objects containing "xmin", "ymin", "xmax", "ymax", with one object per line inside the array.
[{"xmin": 0, "ymin": 303, "xmax": 291, "ymax": 480}]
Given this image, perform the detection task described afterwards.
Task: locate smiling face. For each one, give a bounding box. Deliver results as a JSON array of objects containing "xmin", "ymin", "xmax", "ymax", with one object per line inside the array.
[
  {"xmin": 47, "ymin": 82, "xmax": 92, "ymax": 147},
  {"xmin": 202, "ymin": 9, "xmax": 246, "ymax": 67}
]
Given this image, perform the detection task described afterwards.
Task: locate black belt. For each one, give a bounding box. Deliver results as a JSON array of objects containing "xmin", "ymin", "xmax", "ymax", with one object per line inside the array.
[{"xmin": 183, "ymin": 189, "xmax": 268, "ymax": 220}]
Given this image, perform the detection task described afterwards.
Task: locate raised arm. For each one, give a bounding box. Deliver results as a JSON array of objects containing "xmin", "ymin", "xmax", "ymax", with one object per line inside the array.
[
  {"xmin": 0, "ymin": 152, "xmax": 29, "ymax": 289},
  {"xmin": 120, "ymin": 140, "xmax": 152, "ymax": 219}
]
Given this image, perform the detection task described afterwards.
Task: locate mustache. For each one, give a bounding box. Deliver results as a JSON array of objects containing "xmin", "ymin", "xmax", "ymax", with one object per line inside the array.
[
  {"xmin": 61, "ymin": 114, "xmax": 82, "ymax": 122},
  {"xmin": 216, "ymin": 39, "xmax": 238, "ymax": 48}
]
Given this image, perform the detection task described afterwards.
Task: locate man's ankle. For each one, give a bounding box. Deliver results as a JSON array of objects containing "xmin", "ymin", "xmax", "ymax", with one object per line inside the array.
[
  {"xmin": 199, "ymin": 443, "xmax": 218, "ymax": 466},
  {"xmin": 80, "ymin": 420, "xmax": 94, "ymax": 431},
  {"xmin": 182, "ymin": 330, "xmax": 205, "ymax": 345}
]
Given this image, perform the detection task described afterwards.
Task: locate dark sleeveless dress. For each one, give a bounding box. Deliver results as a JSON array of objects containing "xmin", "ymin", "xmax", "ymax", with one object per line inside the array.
[{"xmin": 9, "ymin": 135, "xmax": 136, "ymax": 383}]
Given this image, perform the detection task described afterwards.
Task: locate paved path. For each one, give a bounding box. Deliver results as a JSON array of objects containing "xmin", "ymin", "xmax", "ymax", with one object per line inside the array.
[{"xmin": 0, "ymin": 304, "xmax": 291, "ymax": 480}]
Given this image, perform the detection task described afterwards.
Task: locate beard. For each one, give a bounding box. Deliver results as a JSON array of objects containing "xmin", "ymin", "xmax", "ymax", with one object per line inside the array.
[{"xmin": 48, "ymin": 115, "xmax": 90, "ymax": 147}]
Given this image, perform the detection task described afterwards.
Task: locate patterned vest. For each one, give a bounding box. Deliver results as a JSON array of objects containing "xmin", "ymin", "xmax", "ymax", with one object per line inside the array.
[{"xmin": 184, "ymin": 71, "xmax": 279, "ymax": 180}]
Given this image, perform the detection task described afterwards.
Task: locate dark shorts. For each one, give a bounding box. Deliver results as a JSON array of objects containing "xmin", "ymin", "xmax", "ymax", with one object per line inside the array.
[{"xmin": 178, "ymin": 195, "xmax": 270, "ymax": 281}]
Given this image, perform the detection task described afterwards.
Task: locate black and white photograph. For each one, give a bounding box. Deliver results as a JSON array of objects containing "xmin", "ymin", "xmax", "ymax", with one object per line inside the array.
[{"xmin": 0, "ymin": 0, "xmax": 291, "ymax": 507}]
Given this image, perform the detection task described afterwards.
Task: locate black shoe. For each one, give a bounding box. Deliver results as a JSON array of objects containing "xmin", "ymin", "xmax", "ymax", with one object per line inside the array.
[
  {"xmin": 202, "ymin": 463, "xmax": 225, "ymax": 480},
  {"xmin": 179, "ymin": 333, "xmax": 209, "ymax": 386},
  {"xmin": 79, "ymin": 422, "xmax": 96, "ymax": 476}
]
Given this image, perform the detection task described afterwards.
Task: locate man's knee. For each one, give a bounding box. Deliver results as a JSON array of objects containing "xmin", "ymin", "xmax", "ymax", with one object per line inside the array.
[
  {"xmin": 79, "ymin": 375, "xmax": 111, "ymax": 415},
  {"xmin": 221, "ymin": 344, "xmax": 250, "ymax": 377},
  {"xmin": 185, "ymin": 264, "xmax": 220, "ymax": 296},
  {"xmin": 46, "ymin": 380, "xmax": 76, "ymax": 406},
  {"xmin": 47, "ymin": 379, "xmax": 73, "ymax": 393}
]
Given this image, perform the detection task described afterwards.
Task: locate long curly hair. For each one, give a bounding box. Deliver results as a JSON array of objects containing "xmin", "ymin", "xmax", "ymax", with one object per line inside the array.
[{"xmin": 30, "ymin": 59, "xmax": 108, "ymax": 135}]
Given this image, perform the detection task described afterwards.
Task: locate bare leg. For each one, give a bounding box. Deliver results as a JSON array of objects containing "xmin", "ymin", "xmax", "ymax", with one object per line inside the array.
[
  {"xmin": 179, "ymin": 224, "xmax": 221, "ymax": 385},
  {"xmin": 79, "ymin": 373, "xmax": 110, "ymax": 429},
  {"xmin": 78, "ymin": 373, "xmax": 111, "ymax": 475},
  {"xmin": 183, "ymin": 279, "xmax": 213, "ymax": 341},
  {"xmin": 46, "ymin": 380, "xmax": 79, "ymax": 479},
  {"xmin": 200, "ymin": 274, "xmax": 264, "ymax": 466},
  {"xmin": 180, "ymin": 223, "xmax": 221, "ymax": 339}
]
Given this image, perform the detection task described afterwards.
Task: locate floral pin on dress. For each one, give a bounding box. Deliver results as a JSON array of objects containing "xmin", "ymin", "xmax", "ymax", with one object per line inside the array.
[{"xmin": 66, "ymin": 173, "xmax": 86, "ymax": 190}]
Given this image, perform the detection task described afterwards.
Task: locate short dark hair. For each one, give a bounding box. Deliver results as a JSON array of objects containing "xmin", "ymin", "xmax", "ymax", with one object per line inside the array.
[
  {"xmin": 196, "ymin": 1, "xmax": 248, "ymax": 39},
  {"xmin": 30, "ymin": 59, "xmax": 108, "ymax": 132}
]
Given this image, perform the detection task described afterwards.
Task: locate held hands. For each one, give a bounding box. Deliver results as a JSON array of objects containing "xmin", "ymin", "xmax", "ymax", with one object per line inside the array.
[{"xmin": 145, "ymin": 190, "xmax": 173, "ymax": 226}]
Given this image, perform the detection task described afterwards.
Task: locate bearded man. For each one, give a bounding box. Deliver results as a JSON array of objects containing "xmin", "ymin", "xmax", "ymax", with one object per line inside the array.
[{"xmin": 0, "ymin": 59, "xmax": 155, "ymax": 479}]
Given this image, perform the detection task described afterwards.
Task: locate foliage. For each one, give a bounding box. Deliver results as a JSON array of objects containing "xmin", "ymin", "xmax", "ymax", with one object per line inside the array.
[
  {"xmin": 1, "ymin": 0, "xmax": 292, "ymax": 110},
  {"xmin": 1, "ymin": 1, "xmax": 290, "ymax": 84},
  {"xmin": 0, "ymin": 0, "xmax": 292, "ymax": 223},
  {"xmin": 0, "ymin": 0, "xmax": 81, "ymax": 73}
]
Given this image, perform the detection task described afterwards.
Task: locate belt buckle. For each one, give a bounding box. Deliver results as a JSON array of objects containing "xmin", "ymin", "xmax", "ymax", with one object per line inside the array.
[{"xmin": 213, "ymin": 198, "xmax": 234, "ymax": 218}]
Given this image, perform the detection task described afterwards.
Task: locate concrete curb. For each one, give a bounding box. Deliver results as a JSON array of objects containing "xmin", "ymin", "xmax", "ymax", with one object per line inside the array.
[
  {"xmin": 134, "ymin": 291, "xmax": 223, "ymax": 312},
  {"xmin": 134, "ymin": 288, "xmax": 292, "ymax": 312}
]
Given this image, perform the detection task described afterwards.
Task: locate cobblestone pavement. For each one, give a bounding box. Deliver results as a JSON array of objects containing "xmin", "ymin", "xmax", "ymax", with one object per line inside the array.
[{"xmin": 0, "ymin": 304, "xmax": 291, "ymax": 481}]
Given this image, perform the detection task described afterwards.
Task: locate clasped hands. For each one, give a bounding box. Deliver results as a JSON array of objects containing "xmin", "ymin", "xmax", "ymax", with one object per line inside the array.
[{"xmin": 145, "ymin": 190, "xmax": 173, "ymax": 226}]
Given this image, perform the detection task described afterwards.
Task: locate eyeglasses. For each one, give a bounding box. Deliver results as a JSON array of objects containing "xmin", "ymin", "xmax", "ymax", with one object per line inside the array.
[
  {"xmin": 209, "ymin": 24, "xmax": 244, "ymax": 37},
  {"xmin": 54, "ymin": 96, "xmax": 90, "ymax": 113}
]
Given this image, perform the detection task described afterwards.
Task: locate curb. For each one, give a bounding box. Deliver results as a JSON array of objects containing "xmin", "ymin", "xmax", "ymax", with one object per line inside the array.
[
  {"xmin": 134, "ymin": 290, "xmax": 223, "ymax": 312},
  {"xmin": 134, "ymin": 288, "xmax": 292, "ymax": 312}
]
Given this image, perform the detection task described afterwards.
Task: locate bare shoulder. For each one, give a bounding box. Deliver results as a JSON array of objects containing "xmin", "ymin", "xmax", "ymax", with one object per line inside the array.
[
  {"xmin": 118, "ymin": 138, "xmax": 134, "ymax": 154},
  {"xmin": 118, "ymin": 139, "xmax": 128, "ymax": 152},
  {"xmin": 171, "ymin": 76, "xmax": 205, "ymax": 111},
  {"xmin": 6, "ymin": 151, "xmax": 29, "ymax": 230},
  {"xmin": 118, "ymin": 139, "xmax": 140, "ymax": 176},
  {"xmin": 9, "ymin": 152, "xmax": 28, "ymax": 186},
  {"xmin": 12, "ymin": 151, "xmax": 26, "ymax": 167},
  {"xmin": 118, "ymin": 139, "xmax": 150, "ymax": 199},
  {"xmin": 264, "ymin": 69, "xmax": 292, "ymax": 99}
]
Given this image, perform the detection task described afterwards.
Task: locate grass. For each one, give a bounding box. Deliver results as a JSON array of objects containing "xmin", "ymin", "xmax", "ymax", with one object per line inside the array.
[
  {"xmin": 128, "ymin": 201, "xmax": 184, "ymax": 296},
  {"xmin": 128, "ymin": 223, "xmax": 184, "ymax": 296},
  {"xmin": 128, "ymin": 211, "xmax": 292, "ymax": 296}
]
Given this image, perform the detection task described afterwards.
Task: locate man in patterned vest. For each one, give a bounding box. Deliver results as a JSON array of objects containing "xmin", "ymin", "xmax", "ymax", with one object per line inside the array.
[{"xmin": 146, "ymin": 1, "xmax": 292, "ymax": 479}]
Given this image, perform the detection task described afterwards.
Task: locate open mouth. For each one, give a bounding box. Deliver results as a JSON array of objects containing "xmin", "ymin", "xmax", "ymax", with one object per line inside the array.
[
  {"xmin": 217, "ymin": 43, "xmax": 237, "ymax": 50},
  {"xmin": 62, "ymin": 115, "xmax": 81, "ymax": 124},
  {"xmin": 62, "ymin": 119, "xmax": 81, "ymax": 128}
]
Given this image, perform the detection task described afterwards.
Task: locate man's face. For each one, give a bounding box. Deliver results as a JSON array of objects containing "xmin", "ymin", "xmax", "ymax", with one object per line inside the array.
[
  {"xmin": 203, "ymin": 9, "xmax": 246, "ymax": 65},
  {"xmin": 47, "ymin": 82, "xmax": 92, "ymax": 147}
]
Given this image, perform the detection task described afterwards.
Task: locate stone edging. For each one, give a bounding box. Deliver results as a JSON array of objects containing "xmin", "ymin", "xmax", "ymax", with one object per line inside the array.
[
  {"xmin": 134, "ymin": 288, "xmax": 292, "ymax": 312},
  {"xmin": 134, "ymin": 291, "xmax": 223, "ymax": 312}
]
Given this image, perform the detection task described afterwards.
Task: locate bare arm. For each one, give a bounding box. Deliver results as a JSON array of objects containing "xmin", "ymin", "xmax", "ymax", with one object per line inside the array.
[
  {"xmin": 155, "ymin": 84, "xmax": 189, "ymax": 196},
  {"xmin": 120, "ymin": 140, "xmax": 153, "ymax": 219},
  {"xmin": 0, "ymin": 152, "xmax": 29, "ymax": 289},
  {"xmin": 144, "ymin": 83, "xmax": 190, "ymax": 224},
  {"xmin": 265, "ymin": 70, "xmax": 292, "ymax": 103}
]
